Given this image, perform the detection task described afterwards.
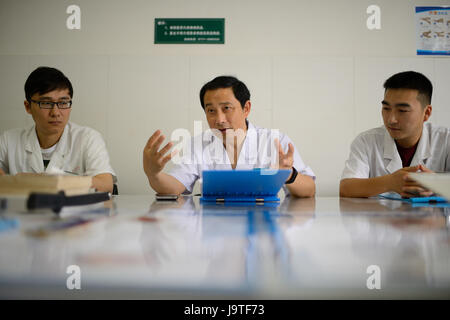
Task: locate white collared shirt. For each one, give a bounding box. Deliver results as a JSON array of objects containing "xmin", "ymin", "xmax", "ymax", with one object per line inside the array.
[
  {"xmin": 0, "ymin": 122, "xmax": 117, "ymax": 181},
  {"xmin": 341, "ymin": 122, "xmax": 450, "ymax": 179},
  {"xmin": 168, "ymin": 121, "xmax": 315, "ymax": 194}
]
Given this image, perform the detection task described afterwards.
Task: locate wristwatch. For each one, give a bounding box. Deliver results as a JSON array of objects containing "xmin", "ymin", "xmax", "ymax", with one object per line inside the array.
[{"xmin": 285, "ymin": 167, "xmax": 298, "ymax": 184}]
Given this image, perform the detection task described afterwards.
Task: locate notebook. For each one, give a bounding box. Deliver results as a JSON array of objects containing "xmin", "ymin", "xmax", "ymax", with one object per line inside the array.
[
  {"xmin": 408, "ymin": 172, "xmax": 450, "ymax": 201},
  {"xmin": 200, "ymin": 168, "xmax": 291, "ymax": 202}
]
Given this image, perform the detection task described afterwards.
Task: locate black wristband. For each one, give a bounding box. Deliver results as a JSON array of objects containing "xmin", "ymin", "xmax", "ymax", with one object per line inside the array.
[{"xmin": 285, "ymin": 167, "xmax": 298, "ymax": 184}]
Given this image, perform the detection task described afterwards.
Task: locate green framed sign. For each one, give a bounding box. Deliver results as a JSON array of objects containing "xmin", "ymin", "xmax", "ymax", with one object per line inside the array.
[{"xmin": 154, "ymin": 18, "xmax": 225, "ymax": 44}]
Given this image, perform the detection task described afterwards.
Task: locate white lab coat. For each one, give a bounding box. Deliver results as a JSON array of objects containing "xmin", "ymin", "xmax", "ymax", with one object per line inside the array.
[
  {"xmin": 341, "ymin": 122, "xmax": 450, "ymax": 179},
  {"xmin": 168, "ymin": 121, "xmax": 315, "ymax": 194},
  {"xmin": 0, "ymin": 122, "xmax": 116, "ymax": 181}
]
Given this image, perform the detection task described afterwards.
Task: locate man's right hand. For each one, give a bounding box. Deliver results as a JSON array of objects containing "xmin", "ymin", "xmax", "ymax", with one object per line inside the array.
[
  {"xmin": 0, "ymin": 168, "xmax": 5, "ymax": 176},
  {"xmin": 143, "ymin": 130, "xmax": 186, "ymax": 195},
  {"xmin": 143, "ymin": 130, "xmax": 177, "ymax": 178},
  {"xmin": 389, "ymin": 165, "xmax": 433, "ymax": 197}
]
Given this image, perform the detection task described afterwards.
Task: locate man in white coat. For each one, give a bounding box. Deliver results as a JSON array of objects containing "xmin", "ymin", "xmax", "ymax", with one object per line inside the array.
[
  {"xmin": 0, "ymin": 67, "xmax": 116, "ymax": 193},
  {"xmin": 340, "ymin": 71, "xmax": 450, "ymax": 198},
  {"xmin": 143, "ymin": 75, "xmax": 316, "ymax": 197}
]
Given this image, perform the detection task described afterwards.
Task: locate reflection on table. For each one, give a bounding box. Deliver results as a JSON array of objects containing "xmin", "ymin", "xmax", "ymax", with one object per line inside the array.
[{"xmin": 0, "ymin": 194, "xmax": 448, "ymax": 298}]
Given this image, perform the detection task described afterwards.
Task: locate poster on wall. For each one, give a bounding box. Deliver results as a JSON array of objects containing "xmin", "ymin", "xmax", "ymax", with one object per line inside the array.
[
  {"xmin": 154, "ymin": 18, "xmax": 225, "ymax": 44},
  {"xmin": 416, "ymin": 6, "xmax": 450, "ymax": 55}
]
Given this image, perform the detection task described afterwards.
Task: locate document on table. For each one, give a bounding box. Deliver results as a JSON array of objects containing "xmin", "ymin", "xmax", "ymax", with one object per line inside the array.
[{"xmin": 409, "ymin": 172, "xmax": 450, "ymax": 201}]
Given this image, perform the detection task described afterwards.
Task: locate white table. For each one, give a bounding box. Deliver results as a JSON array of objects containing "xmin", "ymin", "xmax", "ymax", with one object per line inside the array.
[{"xmin": 0, "ymin": 194, "xmax": 449, "ymax": 299}]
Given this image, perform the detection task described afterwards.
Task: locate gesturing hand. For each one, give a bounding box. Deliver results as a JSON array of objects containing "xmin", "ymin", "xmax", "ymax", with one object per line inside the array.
[
  {"xmin": 143, "ymin": 130, "xmax": 178, "ymax": 177},
  {"xmin": 274, "ymin": 139, "xmax": 294, "ymax": 170}
]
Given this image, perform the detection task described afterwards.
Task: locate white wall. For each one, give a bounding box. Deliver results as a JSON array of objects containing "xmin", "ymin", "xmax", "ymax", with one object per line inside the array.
[{"xmin": 0, "ymin": 0, "xmax": 449, "ymax": 195}]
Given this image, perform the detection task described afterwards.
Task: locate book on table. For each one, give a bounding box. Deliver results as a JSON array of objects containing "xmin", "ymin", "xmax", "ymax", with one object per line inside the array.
[{"xmin": 0, "ymin": 174, "xmax": 92, "ymax": 196}]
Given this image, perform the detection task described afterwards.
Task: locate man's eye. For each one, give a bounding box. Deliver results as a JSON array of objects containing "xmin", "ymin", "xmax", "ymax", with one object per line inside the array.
[
  {"xmin": 42, "ymin": 102, "xmax": 53, "ymax": 107},
  {"xmin": 382, "ymin": 107, "xmax": 390, "ymax": 111},
  {"xmin": 399, "ymin": 109, "xmax": 408, "ymax": 113}
]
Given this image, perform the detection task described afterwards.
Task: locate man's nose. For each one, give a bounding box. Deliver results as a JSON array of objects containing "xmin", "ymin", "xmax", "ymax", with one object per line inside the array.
[
  {"xmin": 49, "ymin": 104, "xmax": 62, "ymax": 116},
  {"xmin": 387, "ymin": 112, "xmax": 398, "ymax": 124},
  {"xmin": 215, "ymin": 110, "xmax": 227, "ymax": 124}
]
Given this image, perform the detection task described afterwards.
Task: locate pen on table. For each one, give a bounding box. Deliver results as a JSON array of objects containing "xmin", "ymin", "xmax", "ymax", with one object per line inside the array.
[
  {"xmin": 25, "ymin": 216, "xmax": 96, "ymax": 237},
  {"xmin": 26, "ymin": 204, "xmax": 114, "ymax": 237},
  {"xmin": 58, "ymin": 203, "xmax": 112, "ymax": 219}
]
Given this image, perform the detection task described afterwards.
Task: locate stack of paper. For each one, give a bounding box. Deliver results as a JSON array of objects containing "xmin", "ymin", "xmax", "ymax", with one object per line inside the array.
[{"xmin": 409, "ymin": 172, "xmax": 450, "ymax": 201}]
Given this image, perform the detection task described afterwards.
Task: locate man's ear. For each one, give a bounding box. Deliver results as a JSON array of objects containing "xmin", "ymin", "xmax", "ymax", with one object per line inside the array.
[
  {"xmin": 423, "ymin": 105, "xmax": 432, "ymax": 122},
  {"xmin": 243, "ymin": 100, "xmax": 251, "ymax": 117},
  {"xmin": 24, "ymin": 100, "xmax": 32, "ymax": 114}
]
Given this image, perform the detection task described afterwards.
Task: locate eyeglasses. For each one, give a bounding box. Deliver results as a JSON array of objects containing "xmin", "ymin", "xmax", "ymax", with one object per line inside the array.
[{"xmin": 30, "ymin": 99, "xmax": 72, "ymax": 109}]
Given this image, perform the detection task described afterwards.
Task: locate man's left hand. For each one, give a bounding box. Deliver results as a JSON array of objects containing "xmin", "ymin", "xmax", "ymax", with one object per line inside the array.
[
  {"xmin": 402, "ymin": 164, "xmax": 435, "ymax": 197},
  {"xmin": 275, "ymin": 139, "xmax": 294, "ymax": 170}
]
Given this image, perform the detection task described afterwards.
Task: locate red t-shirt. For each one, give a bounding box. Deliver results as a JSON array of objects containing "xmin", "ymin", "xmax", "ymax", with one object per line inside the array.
[{"xmin": 395, "ymin": 141, "xmax": 419, "ymax": 168}]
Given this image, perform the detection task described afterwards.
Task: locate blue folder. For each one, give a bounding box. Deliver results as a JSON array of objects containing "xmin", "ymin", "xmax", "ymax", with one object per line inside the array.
[
  {"xmin": 379, "ymin": 194, "xmax": 448, "ymax": 203},
  {"xmin": 200, "ymin": 169, "xmax": 291, "ymax": 203}
]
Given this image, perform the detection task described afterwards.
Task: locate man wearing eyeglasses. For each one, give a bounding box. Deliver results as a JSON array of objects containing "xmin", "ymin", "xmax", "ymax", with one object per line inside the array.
[{"xmin": 0, "ymin": 66, "xmax": 116, "ymax": 193}]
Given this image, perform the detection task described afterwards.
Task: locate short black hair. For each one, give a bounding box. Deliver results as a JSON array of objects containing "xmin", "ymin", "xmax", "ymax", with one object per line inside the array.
[
  {"xmin": 199, "ymin": 76, "xmax": 250, "ymax": 109},
  {"xmin": 383, "ymin": 71, "xmax": 432, "ymax": 107},
  {"xmin": 24, "ymin": 66, "xmax": 73, "ymax": 102}
]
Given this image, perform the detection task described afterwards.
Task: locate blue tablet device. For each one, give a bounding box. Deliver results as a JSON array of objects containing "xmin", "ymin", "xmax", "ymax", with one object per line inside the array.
[{"xmin": 200, "ymin": 168, "xmax": 291, "ymax": 202}]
